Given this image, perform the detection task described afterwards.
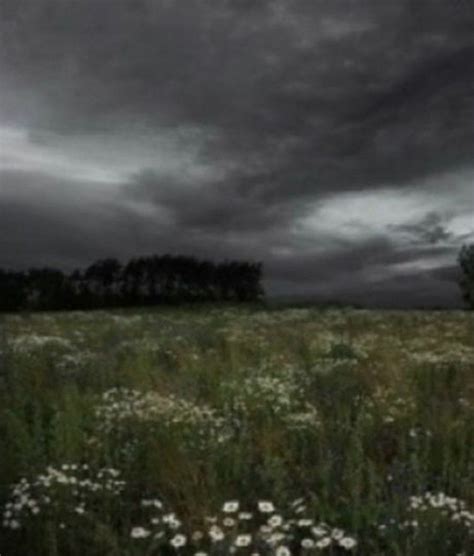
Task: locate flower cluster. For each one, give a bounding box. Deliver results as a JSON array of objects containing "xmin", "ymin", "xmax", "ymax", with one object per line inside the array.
[
  {"xmin": 225, "ymin": 369, "xmax": 321, "ymax": 433},
  {"xmin": 362, "ymin": 385, "xmax": 416, "ymax": 425},
  {"xmin": 53, "ymin": 349, "xmax": 97, "ymax": 377},
  {"xmin": 8, "ymin": 334, "xmax": 73, "ymax": 354},
  {"xmin": 411, "ymin": 345, "xmax": 474, "ymax": 367},
  {"xmin": 94, "ymin": 387, "xmax": 232, "ymax": 449},
  {"xmin": 2, "ymin": 464, "xmax": 125, "ymax": 530},
  {"xmin": 129, "ymin": 497, "xmax": 188, "ymax": 548},
  {"xmin": 408, "ymin": 492, "xmax": 474, "ymax": 533},
  {"xmin": 130, "ymin": 497, "xmax": 357, "ymax": 554}
]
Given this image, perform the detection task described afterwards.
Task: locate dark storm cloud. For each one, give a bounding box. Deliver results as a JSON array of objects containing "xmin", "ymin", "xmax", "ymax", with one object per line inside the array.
[
  {"xmin": 266, "ymin": 241, "xmax": 464, "ymax": 308},
  {"xmin": 265, "ymin": 240, "xmax": 458, "ymax": 286},
  {"xmin": 0, "ymin": 170, "xmax": 136, "ymax": 268},
  {"xmin": 0, "ymin": 169, "xmax": 270, "ymax": 269},
  {"xmin": 1, "ymin": 0, "xmax": 473, "ymax": 305},
  {"xmin": 2, "ymin": 0, "xmax": 474, "ymax": 193},
  {"xmin": 127, "ymin": 169, "xmax": 304, "ymax": 233},
  {"xmin": 428, "ymin": 264, "xmax": 461, "ymax": 283},
  {"xmin": 0, "ymin": 168, "xmax": 466, "ymax": 306}
]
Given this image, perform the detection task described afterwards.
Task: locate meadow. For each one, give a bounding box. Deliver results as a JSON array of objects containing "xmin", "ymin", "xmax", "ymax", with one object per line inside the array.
[{"xmin": 0, "ymin": 305, "xmax": 473, "ymax": 555}]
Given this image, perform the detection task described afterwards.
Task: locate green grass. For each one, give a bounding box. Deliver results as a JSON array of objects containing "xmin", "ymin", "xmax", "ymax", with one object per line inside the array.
[{"xmin": 0, "ymin": 305, "xmax": 473, "ymax": 555}]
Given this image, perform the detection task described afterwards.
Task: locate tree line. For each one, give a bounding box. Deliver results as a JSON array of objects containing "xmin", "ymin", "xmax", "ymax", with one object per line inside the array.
[
  {"xmin": 0, "ymin": 254, "xmax": 264, "ymax": 312},
  {"xmin": 459, "ymin": 244, "xmax": 474, "ymax": 310}
]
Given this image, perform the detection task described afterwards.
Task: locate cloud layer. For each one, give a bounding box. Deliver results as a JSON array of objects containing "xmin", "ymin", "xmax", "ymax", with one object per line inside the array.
[{"xmin": 1, "ymin": 0, "xmax": 473, "ymax": 306}]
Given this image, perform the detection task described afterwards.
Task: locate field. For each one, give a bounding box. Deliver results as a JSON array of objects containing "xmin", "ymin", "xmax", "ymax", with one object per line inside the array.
[{"xmin": 0, "ymin": 305, "xmax": 473, "ymax": 555}]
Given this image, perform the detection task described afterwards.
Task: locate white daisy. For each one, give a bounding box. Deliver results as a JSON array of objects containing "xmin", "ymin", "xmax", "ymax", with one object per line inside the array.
[
  {"xmin": 234, "ymin": 534, "xmax": 252, "ymax": 547},
  {"xmin": 339, "ymin": 537, "xmax": 357, "ymax": 550},
  {"xmin": 209, "ymin": 525, "xmax": 225, "ymax": 542},
  {"xmin": 258, "ymin": 501, "xmax": 275, "ymax": 513},
  {"xmin": 130, "ymin": 526, "xmax": 151, "ymax": 539},
  {"xmin": 315, "ymin": 537, "xmax": 332, "ymax": 548},
  {"xmin": 170, "ymin": 534, "xmax": 187, "ymax": 548},
  {"xmin": 268, "ymin": 514, "xmax": 283, "ymax": 528},
  {"xmin": 223, "ymin": 501, "xmax": 240, "ymax": 513}
]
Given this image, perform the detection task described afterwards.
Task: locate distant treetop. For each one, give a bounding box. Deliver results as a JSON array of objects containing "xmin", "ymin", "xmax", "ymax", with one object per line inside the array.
[
  {"xmin": 458, "ymin": 244, "xmax": 474, "ymax": 310},
  {"xmin": 0, "ymin": 254, "xmax": 264, "ymax": 312}
]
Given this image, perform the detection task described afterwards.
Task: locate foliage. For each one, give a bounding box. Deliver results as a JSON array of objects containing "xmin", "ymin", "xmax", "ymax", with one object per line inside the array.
[
  {"xmin": 0, "ymin": 306, "xmax": 473, "ymax": 555},
  {"xmin": 0, "ymin": 254, "xmax": 264, "ymax": 312}
]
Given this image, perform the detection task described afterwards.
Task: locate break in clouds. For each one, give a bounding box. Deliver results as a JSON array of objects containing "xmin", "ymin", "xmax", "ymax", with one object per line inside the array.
[{"xmin": 1, "ymin": 0, "xmax": 473, "ymax": 306}]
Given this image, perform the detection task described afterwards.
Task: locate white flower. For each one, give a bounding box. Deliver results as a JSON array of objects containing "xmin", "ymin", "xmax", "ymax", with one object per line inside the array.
[
  {"xmin": 209, "ymin": 525, "xmax": 225, "ymax": 542},
  {"xmin": 8, "ymin": 519, "xmax": 21, "ymax": 529},
  {"xmin": 234, "ymin": 534, "xmax": 252, "ymax": 547},
  {"xmin": 163, "ymin": 514, "xmax": 182, "ymax": 529},
  {"xmin": 258, "ymin": 501, "xmax": 275, "ymax": 513},
  {"xmin": 238, "ymin": 512, "xmax": 253, "ymax": 520},
  {"xmin": 223, "ymin": 517, "xmax": 236, "ymax": 527},
  {"xmin": 316, "ymin": 537, "xmax": 332, "ymax": 548},
  {"xmin": 192, "ymin": 530, "xmax": 204, "ymax": 541},
  {"xmin": 276, "ymin": 547, "xmax": 291, "ymax": 556},
  {"xmin": 130, "ymin": 526, "xmax": 151, "ymax": 539},
  {"xmin": 162, "ymin": 512, "xmax": 177, "ymax": 523},
  {"xmin": 311, "ymin": 525, "xmax": 326, "ymax": 537},
  {"xmin": 297, "ymin": 519, "xmax": 313, "ymax": 527},
  {"xmin": 301, "ymin": 538, "xmax": 315, "ymax": 548},
  {"xmin": 331, "ymin": 528, "xmax": 344, "ymax": 540},
  {"xmin": 268, "ymin": 514, "xmax": 283, "ymax": 527},
  {"xmin": 268, "ymin": 532, "xmax": 285, "ymax": 545},
  {"xmin": 170, "ymin": 534, "xmax": 187, "ymax": 548},
  {"xmin": 223, "ymin": 501, "xmax": 240, "ymax": 513},
  {"xmin": 339, "ymin": 537, "xmax": 357, "ymax": 550}
]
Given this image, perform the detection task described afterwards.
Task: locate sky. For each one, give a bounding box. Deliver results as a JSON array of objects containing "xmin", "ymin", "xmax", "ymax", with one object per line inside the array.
[{"xmin": 1, "ymin": 0, "xmax": 473, "ymax": 307}]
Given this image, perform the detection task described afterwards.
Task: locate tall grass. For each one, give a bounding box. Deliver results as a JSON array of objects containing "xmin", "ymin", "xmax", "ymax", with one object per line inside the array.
[{"xmin": 0, "ymin": 306, "xmax": 473, "ymax": 555}]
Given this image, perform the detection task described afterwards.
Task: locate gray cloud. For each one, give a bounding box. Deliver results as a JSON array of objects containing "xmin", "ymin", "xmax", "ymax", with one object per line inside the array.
[
  {"xmin": 0, "ymin": 0, "xmax": 473, "ymax": 306},
  {"xmin": 390, "ymin": 212, "xmax": 454, "ymax": 245}
]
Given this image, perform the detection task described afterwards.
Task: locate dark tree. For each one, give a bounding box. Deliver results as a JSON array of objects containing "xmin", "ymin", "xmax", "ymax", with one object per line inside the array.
[
  {"xmin": 25, "ymin": 268, "xmax": 71, "ymax": 310},
  {"xmin": 143, "ymin": 255, "xmax": 162, "ymax": 304},
  {"xmin": 459, "ymin": 244, "xmax": 474, "ymax": 309},
  {"xmin": 234, "ymin": 261, "xmax": 264, "ymax": 302},
  {"xmin": 0, "ymin": 254, "xmax": 265, "ymax": 311},
  {"xmin": 84, "ymin": 258, "xmax": 122, "ymax": 306},
  {"xmin": 0, "ymin": 270, "xmax": 27, "ymax": 311}
]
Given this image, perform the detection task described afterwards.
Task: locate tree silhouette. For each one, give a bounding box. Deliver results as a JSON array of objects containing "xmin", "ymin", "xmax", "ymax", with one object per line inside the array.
[
  {"xmin": 0, "ymin": 254, "xmax": 265, "ymax": 311},
  {"xmin": 25, "ymin": 268, "xmax": 71, "ymax": 310},
  {"xmin": 0, "ymin": 270, "xmax": 26, "ymax": 311},
  {"xmin": 458, "ymin": 244, "xmax": 474, "ymax": 309},
  {"xmin": 85, "ymin": 258, "xmax": 122, "ymax": 305}
]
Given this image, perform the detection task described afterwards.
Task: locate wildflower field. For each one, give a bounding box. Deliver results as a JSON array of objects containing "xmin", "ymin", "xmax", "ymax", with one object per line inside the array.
[{"xmin": 0, "ymin": 305, "xmax": 473, "ymax": 555}]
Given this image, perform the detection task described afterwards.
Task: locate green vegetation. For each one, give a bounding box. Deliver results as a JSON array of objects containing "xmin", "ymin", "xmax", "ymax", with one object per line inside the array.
[{"xmin": 0, "ymin": 305, "xmax": 473, "ymax": 555}]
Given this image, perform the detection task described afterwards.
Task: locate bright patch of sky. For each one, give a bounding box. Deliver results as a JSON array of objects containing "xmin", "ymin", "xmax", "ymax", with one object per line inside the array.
[
  {"xmin": 296, "ymin": 171, "xmax": 474, "ymax": 247},
  {"xmin": 0, "ymin": 123, "xmax": 221, "ymax": 188}
]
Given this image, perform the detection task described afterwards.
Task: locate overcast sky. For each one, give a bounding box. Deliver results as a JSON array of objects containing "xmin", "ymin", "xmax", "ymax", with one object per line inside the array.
[{"xmin": 1, "ymin": 0, "xmax": 473, "ymax": 307}]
